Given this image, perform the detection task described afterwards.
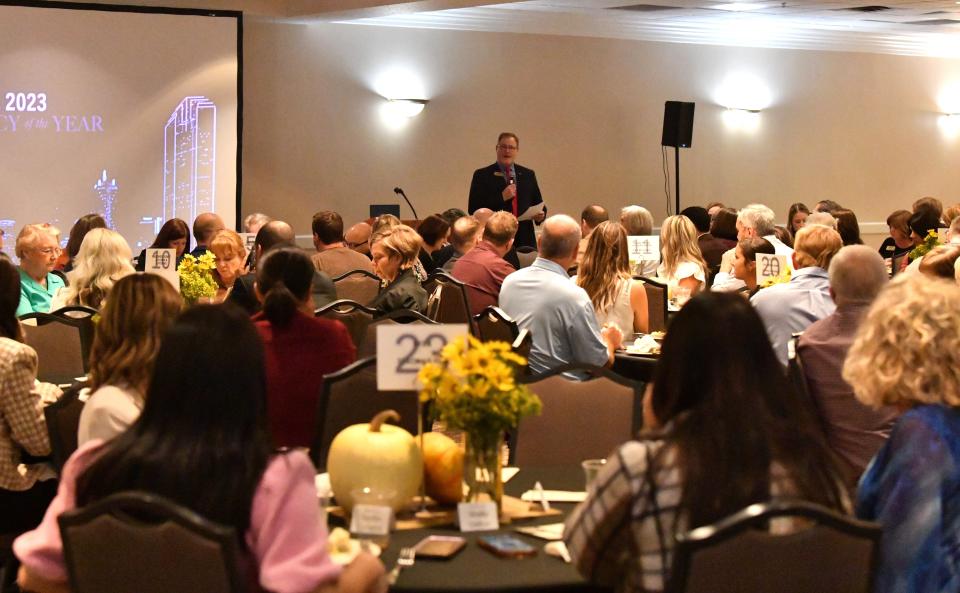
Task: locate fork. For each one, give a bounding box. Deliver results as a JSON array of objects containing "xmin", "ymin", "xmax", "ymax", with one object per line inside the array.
[{"xmin": 387, "ymin": 547, "xmax": 416, "ymax": 585}]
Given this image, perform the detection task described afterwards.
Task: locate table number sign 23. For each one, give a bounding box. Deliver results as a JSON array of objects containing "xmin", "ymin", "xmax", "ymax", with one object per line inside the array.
[{"xmin": 376, "ymin": 324, "xmax": 469, "ymax": 391}]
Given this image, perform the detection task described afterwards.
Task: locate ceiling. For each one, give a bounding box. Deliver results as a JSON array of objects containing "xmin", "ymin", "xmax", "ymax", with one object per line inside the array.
[{"xmin": 39, "ymin": 0, "xmax": 960, "ymax": 56}]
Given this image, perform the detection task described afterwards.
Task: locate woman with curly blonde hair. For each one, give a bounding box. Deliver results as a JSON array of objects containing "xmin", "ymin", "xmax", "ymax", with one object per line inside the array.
[
  {"xmin": 574, "ymin": 221, "xmax": 648, "ymax": 337},
  {"xmin": 78, "ymin": 274, "xmax": 182, "ymax": 445},
  {"xmin": 844, "ymin": 275, "xmax": 960, "ymax": 593},
  {"xmin": 53, "ymin": 228, "xmax": 134, "ymax": 310},
  {"xmin": 657, "ymin": 215, "xmax": 708, "ymax": 296}
]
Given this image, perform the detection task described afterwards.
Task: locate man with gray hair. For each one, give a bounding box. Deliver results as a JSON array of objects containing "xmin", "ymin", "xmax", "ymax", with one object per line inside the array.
[
  {"xmin": 797, "ymin": 245, "xmax": 898, "ymax": 486},
  {"xmin": 500, "ymin": 214, "xmax": 622, "ymax": 377},
  {"xmin": 713, "ymin": 203, "xmax": 794, "ymax": 291}
]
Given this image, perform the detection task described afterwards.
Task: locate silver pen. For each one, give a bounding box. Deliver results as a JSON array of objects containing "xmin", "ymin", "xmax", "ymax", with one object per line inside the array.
[{"xmin": 534, "ymin": 481, "xmax": 551, "ymax": 512}]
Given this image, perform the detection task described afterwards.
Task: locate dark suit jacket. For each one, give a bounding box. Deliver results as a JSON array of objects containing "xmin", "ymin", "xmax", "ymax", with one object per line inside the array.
[
  {"xmin": 227, "ymin": 271, "xmax": 338, "ymax": 316},
  {"xmin": 370, "ymin": 268, "xmax": 427, "ymax": 316},
  {"xmin": 468, "ymin": 163, "xmax": 544, "ymax": 249}
]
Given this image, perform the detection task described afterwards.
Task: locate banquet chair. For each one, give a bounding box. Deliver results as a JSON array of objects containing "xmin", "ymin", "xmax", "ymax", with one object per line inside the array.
[
  {"xmin": 44, "ymin": 381, "xmax": 87, "ymax": 474},
  {"xmin": 19, "ymin": 308, "xmax": 96, "ymax": 385},
  {"xmin": 331, "ymin": 269, "xmax": 381, "ymax": 306},
  {"xmin": 512, "ymin": 365, "xmax": 643, "ymax": 466},
  {"xmin": 473, "ymin": 306, "xmax": 520, "ymax": 344},
  {"xmin": 668, "ymin": 500, "xmax": 881, "ymax": 593},
  {"xmin": 637, "ymin": 276, "xmax": 668, "ymax": 332},
  {"xmin": 890, "ymin": 252, "xmax": 907, "ymax": 278},
  {"xmin": 311, "ymin": 357, "xmax": 421, "ymax": 470},
  {"xmin": 422, "ymin": 271, "xmax": 473, "ymax": 325},
  {"xmin": 359, "ymin": 309, "xmax": 437, "ymax": 358},
  {"xmin": 315, "ymin": 299, "xmax": 376, "ymax": 353},
  {"xmin": 59, "ymin": 491, "xmax": 244, "ymax": 593}
]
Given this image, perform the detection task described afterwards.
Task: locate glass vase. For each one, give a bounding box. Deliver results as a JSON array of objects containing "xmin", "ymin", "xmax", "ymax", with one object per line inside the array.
[{"xmin": 463, "ymin": 429, "xmax": 503, "ymax": 512}]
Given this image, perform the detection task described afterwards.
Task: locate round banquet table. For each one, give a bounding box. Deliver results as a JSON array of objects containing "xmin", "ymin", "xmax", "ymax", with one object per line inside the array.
[
  {"xmin": 612, "ymin": 351, "xmax": 658, "ymax": 383},
  {"xmin": 357, "ymin": 467, "xmax": 612, "ymax": 593}
]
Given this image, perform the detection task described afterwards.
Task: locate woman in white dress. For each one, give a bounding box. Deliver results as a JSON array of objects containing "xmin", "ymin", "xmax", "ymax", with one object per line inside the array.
[
  {"xmin": 657, "ymin": 215, "xmax": 708, "ymax": 298},
  {"xmin": 575, "ymin": 221, "xmax": 648, "ymax": 337}
]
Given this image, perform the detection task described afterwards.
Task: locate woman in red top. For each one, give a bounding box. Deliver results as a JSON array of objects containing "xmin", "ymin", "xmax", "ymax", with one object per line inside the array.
[{"xmin": 253, "ymin": 248, "xmax": 356, "ymax": 448}]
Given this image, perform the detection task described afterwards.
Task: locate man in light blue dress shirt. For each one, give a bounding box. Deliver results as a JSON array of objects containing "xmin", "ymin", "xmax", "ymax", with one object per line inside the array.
[
  {"xmin": 751, "ymin": 224, "xmax": 843, "ymax": 365},
  {"xmin": 500, "ymin": 214, "xmax": 622, "ymax": 377}
]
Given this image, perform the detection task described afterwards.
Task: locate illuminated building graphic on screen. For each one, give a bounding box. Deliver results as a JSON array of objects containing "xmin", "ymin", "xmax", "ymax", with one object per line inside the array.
[
  {"xmin": 163, "ymin": 96, "xmax": 216, "ymax": 224},
  {"xmin": 93, "ymin": 170, "xmax": 118, "ymax": 228},
  {"xmin": 0, "ymin": 219, "xmax": 14, "ymax": 255}
]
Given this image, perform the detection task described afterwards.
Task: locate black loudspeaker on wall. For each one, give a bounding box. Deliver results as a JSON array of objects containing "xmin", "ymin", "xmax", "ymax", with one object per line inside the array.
[{"xmin": 661, "ymin": 101, "xmax": 695, "ymax": 148}]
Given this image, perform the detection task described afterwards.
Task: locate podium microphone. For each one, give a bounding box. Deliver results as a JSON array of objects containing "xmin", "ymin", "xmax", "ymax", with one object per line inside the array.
[{"xmin": 393, "ymin": 187, "xmax": 419, "ymax": 220}]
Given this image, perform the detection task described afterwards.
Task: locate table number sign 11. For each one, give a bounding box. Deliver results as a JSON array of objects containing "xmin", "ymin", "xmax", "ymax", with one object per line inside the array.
[
  {"xmin": 755, "ymin": 253, "xmax": 789, "ymax": 285},
  {"xmin": 627, "ymin": 236, "xmax": 660, "ymax": 266},
  {"xmin": 144, "ymin": 248, "xmax": 179, "ymax": 292},
  {"xmin": 376, "ymin": 324, "xmax": 469, "ymax": 391}
]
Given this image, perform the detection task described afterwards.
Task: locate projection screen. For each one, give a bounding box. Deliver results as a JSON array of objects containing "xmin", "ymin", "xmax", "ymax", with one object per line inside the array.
[{"xmin": 0, "ymin": 1, "xmax": 240, "ymax": 256}]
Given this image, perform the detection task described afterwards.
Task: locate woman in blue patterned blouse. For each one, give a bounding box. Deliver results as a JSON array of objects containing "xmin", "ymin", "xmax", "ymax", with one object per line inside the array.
[{"xmin": 845, "ymin": 274, "xmax": 960, "ymax": 593}]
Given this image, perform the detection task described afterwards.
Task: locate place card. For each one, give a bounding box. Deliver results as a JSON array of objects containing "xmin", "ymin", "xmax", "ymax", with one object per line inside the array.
[
  {"xmin": 755, "ymin": 253, "xmax": 789, "ymax": 285},
  {"xmin": 349, "ymin": 504, "xmax": 393, "ymax": 536},
  {"xmin": 938, "ymin": 227, "xmax": 950, "ymax": 243},
  {"xmin": 144, "ymin": 248, "xmax": 179, "ymax": 292},
  {"xmin": 239, "ymin": 232, "xmax": 256, "ymax": 253},
  {"xmin": 627, "ymin": 236, "xmax": 660, "ymax": 264},
  {"xmin": 457, "ymin": 502, "xmax": 499, "ymax": 532},
  {"xmin": 376, "ymin": 324, "xmax": 469, "ymax": 391}
]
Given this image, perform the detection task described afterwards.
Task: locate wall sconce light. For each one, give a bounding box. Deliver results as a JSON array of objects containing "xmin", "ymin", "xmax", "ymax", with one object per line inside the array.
[{"xmin": 384, "ymin": 98, "xmax": 428, "ymax": 118}]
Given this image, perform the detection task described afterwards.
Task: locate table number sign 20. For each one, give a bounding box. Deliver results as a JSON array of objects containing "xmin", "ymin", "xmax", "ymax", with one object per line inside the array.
[
  {"xmin": 755, "ymin": 253, "xmax": 789, "ymax": 285},
  {"xmin": 376, "ymin": 324, "xmax": 469, "ymax": 391}
]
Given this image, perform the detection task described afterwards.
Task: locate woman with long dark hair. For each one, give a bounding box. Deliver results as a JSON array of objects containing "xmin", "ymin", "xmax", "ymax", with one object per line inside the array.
[
  {"xmin": 59, "ymin": 213, "xmax": 106, "ymax": 272},
  {"xmin": 565, "ymin": 292, "xmax": 847, "ymax": 593},
  {"xmin": 0, "ymin": 254, "xmax": 61, "ymax": 534},
  {"xmin": 253, "ymin": 248, "xmax": 355, "ymax": 448},
  {"xmin": 134, "ymin": 218, "xmax": 191, "ymax": 272},
  {"xmin": 15, "ymin": 305, "xmax": 384, "ymax": 593},
  {"xmin": 786, "ymin": 202, "xmax": 810, "ymax": 240}
]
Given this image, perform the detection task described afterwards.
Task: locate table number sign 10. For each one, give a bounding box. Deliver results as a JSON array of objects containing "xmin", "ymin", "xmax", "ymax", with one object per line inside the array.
[
  {"xmin": 755, "ymin": 253, "xmax": 789, "ymax": 285},
  {"xmin": 376, "ymin": 324, "xmax": 469, "ymax": 391},
  {"xmin": 144, "ymin": 248, "xmax": 179, "ymax": 292}
]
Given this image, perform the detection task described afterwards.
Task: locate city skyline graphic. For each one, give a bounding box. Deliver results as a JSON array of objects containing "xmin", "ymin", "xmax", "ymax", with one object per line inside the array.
[
  {"xmin": 93, "ymin": 169, "xmax": 118, "ymax": 229},
  {"xmin": 163, "ymin": 96, "xmax": 217, "ymax": 225}
]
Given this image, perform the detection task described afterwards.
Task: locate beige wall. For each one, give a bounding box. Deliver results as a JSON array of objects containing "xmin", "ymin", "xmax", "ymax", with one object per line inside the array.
[{"xmin": 242, "ymin": 21, "xmax": 960, "ymax": 240}]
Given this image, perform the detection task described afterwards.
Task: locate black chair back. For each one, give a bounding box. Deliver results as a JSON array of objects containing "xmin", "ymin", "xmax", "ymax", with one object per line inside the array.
[
  {"xmin": 890, "ymin": 252, "xmax": 907, "ymax": 277},
  {"xmin": 473, "ymin": 306, "xmax": 520, "ymax": 344},
  {"xmin": 422, "ymin": 271, "xmax": 473, "ymax": 324},
  {"xmin": 20, "ymin": 308, "xmax": 96, "ymax": 384},
  {"xmin": 513, "ymin": 364, "xmax": 643, "ymax": 466},
  {"xmin": 44, "ymin": 381, "xmax": 87, "ymax": 474},
  {"xmin": 637, "ymin": 276, "xmax": 668, "ymax": 332},
  {"xmin": 315, "ymin": 299, "xmax": 376, "ymax": 353},
  {"xmin": 311, "ymin": 357, "xmax": 421, "ymax": 470},
  {"xmin": 360, "ymin": 309, "xmax": 437, "ymax": 359},
  {"xmin": 59, "ymin": 491, "xmax": 244, "ymax": 593},
  {"xmin": 669, "ymin": 500, "xmax": 881, "ymax": 593},
  {"xmin": 331, "ymin": 269, "xmax": 381, "ymax": 306}
]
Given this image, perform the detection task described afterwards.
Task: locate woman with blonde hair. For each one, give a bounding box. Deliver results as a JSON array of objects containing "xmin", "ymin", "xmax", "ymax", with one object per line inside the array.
[
  {"xmin": 370, "ymin": 224, "xmax": 427, "ymax": 315},
  {"xmin": 78, "ymin": 274, "xmax": 182, "ymax": 445},
  {"xmin": 208, "ymin": 229, "xmax": 248, "ymax": 303},
  {"xmin": 574, "ymin": 222, "xmax": 648, "ymax": 337},
  {"xmin": 657, "ymin": 215, "xmax": 708, "ymax": 296},
  {"xmin": 53, "ymin": 228, "xmax": 134, "ymax": 310},
  {"xmin": 845, "ymin": 275, "xmax": 960, "ymax": 593}
]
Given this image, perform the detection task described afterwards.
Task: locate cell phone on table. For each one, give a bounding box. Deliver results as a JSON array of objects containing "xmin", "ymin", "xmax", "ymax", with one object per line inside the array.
[
  {"xmin": 414, "ymin": 535, "xmax": 466, "ymax": 559},
  {"xmin": 477, "ymin": 534, "xmax": 537, "ymax": 558}
]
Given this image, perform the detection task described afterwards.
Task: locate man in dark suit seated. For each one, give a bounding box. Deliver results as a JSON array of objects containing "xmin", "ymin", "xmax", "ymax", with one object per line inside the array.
[
  {"xmin": 188, "ymin": 212, "xmax": 225, "ymax": 258},
  {"xmin": 468, "ymin": 132, "xmax": 546, "ymax": 251},
  {"xmin": 228, "ymin": 221, "xmax": 336, "ymax": 315}
]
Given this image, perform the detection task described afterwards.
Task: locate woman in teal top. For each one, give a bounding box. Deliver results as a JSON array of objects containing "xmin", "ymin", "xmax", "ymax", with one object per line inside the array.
[{"xmin": 14, "ymin": 224, "xmax": 65, "ymax": 316}]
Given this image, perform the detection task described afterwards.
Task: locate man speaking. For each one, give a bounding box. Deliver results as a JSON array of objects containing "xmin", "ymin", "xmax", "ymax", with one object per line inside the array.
[{"xmin": 468, "ymin": 132, "xmax": 546, "ymax": 250}]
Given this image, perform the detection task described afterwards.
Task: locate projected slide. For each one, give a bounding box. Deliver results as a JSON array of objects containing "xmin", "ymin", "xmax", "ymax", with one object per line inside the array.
[{"xmin": 0, "ymin": 4, "xmax": 238, "ymax": 255}]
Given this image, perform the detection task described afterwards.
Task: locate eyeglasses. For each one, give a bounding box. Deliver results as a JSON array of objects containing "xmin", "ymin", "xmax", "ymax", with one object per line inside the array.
[
  {"xmin": 346, "ymin": 240, "xmax": 369, "ymax": 249},
  {"xmin": 497, "ymin": 144, "xmax": 518, "ymax": 151},
  {"xmin": 34, "ymin": 247, "xmax": 62, "ymax": 256}
]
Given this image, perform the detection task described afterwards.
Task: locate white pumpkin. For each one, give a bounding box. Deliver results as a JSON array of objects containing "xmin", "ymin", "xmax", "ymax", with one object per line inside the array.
[{"xmin": 327, "ymin": 410, "xmax": 423, "ymax": 513}]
